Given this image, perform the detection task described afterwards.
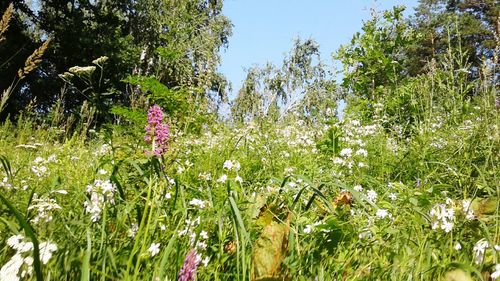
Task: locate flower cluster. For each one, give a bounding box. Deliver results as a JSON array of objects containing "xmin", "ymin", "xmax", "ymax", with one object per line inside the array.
[
  {"xmin": 429, "ymin": 198, "xmax": 477, "ymax": 233},
  {"xmin": 92, "ymin": 56, "xmax": 108, "ymax": 66},
  {"xmin": 178, "ymin": 249, "xmax": 200, "ymax": 281},
  {"xmin": 223, "ymin": 160, "xmax": 241, "ymax": 171},
  {"xmin": 27, "ymin": 195, "xmax": 61, "ymax": 224},
  {"xmin": 218, "ymin": 159, "xmax": 243, "ymax": 184},
  {"xmin": 375, "ymin": 208, "xmax": 393, "ymax": 220},
  {"xmin": 68, "ymin": 65, "xmax": 96, "ymax": 76},
  {"xmin": 31, "ymin": 156, "xmax": 56, "ymax": 178},
  {"xmin": 94, "ymin": 143, "xmax": 111, "ymax": 156},
  {"xmin": 83, "ymin": 179, "xmax": 116, "ymax": 222},
  {"xmin": 365, "ymin": 189, "xmax": 378, "ymax": 203},
  {"xmin": 177, "ymin": 217, "xmax": 210, "ymax": 266},
  {"xmin": 1, "ymin": 177, "xmax": 12, "ymax": 190},
  {"xmin": 332, "ymin": 119, "xmax": 379, "ymax": 174},
  {"xmin": 144, "ymin": 105, "xmax": 170, "ymax": 156},
  {"xmin": 0, "ymin": 234, "xmax": 57, "ymax": 281},
  {"xmin": 429, "ymin": 198, "xmax": 455, "ymax": 233}
]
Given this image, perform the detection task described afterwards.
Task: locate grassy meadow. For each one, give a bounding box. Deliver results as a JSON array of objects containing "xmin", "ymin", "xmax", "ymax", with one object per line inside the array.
[{"xmin": 0, "ymin": 1, "xmax": 499, "ymax": 280}]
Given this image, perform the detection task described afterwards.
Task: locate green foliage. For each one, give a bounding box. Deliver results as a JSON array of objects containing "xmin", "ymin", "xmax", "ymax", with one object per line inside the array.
[
  {"xmin": 409, "ymin": 0, "xmax": 499, "ymax": 77},
  {"xmin": 134, "ymin": 0, "xmax": 232, "ymax": 104},
  {"xmin": 124, "ymin": 75, "xmax": 189, "ymax": 118},
  {"xmin": 110, "ymin": 106, "xmax": 146, "ymax": 125},
  {"xmin": 232, "ymin": 38, "xmax": 338, "ymax": 123},
  {"xmin": 335, "ymin": 6, "xmax": 414, "ymax": 101},
  {"xmin": 1, "ymin": 0, "xmax": 233, "ymax": 125}
]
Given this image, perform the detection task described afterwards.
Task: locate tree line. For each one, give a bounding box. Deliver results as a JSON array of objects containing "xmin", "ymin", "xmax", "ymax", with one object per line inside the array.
[{"xmin": 0, "ymin": 0, "xmax": 498, "ymax": 127}]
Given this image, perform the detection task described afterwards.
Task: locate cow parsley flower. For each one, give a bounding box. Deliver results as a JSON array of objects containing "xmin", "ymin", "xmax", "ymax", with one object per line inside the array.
[
  {"xmin": 39, "ymin": 241, "xmax": 58, "ymax": 264},
  {"xmin": 31, "ymin": 157, "xmax": 49, "ymax": 178},
  {"xmin": 0, "ymin": 253, "xmax": 24, "ymax": 281},
  {"xmin": 69, "ymin": 65, "xmax": 96, "ymax": 75},
  {"xmin": 92, "ymin": 56, "xmax": 108, "ymax": 65}
]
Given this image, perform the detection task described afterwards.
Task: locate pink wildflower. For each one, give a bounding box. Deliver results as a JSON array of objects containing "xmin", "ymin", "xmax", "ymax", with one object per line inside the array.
[
  {"xmin": 178, "ymin": 249, "xmax": 199, "ymax": 281},
  {"xmin": 144, "ymin": 105, "xmax": 170, "ymax": 156}
]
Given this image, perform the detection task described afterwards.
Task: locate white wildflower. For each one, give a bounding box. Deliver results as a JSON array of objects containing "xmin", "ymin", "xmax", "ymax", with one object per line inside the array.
[
  {"xmin": 39, "ymin": 241, "xmax": 57, "ymax": 264},
  {"xmin": 473, "ymin": 239, "xmax": 489, "ymax": 264},
  {"xmin": 355, "ymin": 149, "xmax": 368, "ymax": 157},
  {"xmin": 0, "ymin": 253, "xmax": 24, "ymax": 281},
  {"xmin": 441, "ymin": 221, "xmax": 454, "ymax": 233},
  {"xmin": 127, "ymin": 223, "xmax": 139, "ymax": 238},
  {"xmin": 366, "ymin": 189, "xmax": 377, "ymax": 203},
  {"xmin": 376, "ymin": 209, "xmax": 389, "ymax": 219},
  {"xmin": 303, "ymin": 224, "xmax": 313, "ymax": 234},
  {"xmin": 84, "ymin": 179, "xmax": 116, "ymax": 222},
  {"xmin": 353, "ymin": 185, "xmax": 363, "ymax": 192},
  {"xmin": 199, "ymin": 230, "xmax": 209, "ymax": 240},
  {"xmin": 235, "ymin": 175, "xmax": 243, "ymax": 184},
  {"xmin": 491, "ymin": 264, "xmax": 500, "ymax": 280},
  {"xmin": 388, "ymin": 193, "xmax": 397, "ymax": 201},
  {"xmin": 189, "ymin": 198, "xmax": 206, "ymax": 209},
  {"xmin": 217, "ymin": 174, "xmax": 227, "ymax": 183},
  {"xmin": 148, "ymin": 243, "xmax": 161, "ymax": 257},
  {"xmin": 340, "ymin": 148, "xmax": 352, "ymax": 158},
  {"xmin": 27, "ymin": 197, "xmax": 61, "ymax": 224},
  {"xmin": 429, "ymin": 200, "xmax": 456, "ymax": 233},
  {"xmin": 201, "ymin": 256, "xmax": 210, "ymax": 267},
  {"xmin": 177, "ymin": 166, "xmax": 184, "ymax": 174},
  {"xmin": 223, "ymin": 160, "xmax": 233, "ymax": 170},
  {"xmin": 1, "ymin": 235, "xmax": 57, "ymax": 280},
  {"xmin": 461, "ymin": 199, "xmax": 475, "ymax": 220}
]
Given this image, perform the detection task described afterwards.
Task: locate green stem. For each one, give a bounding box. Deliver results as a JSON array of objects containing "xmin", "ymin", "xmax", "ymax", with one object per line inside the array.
[{"xmin": 125, "ymin": 176, "xmax": 153, "ymax": 280}]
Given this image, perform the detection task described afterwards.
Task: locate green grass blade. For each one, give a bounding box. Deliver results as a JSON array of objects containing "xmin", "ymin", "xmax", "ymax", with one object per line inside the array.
[{"xmin": 81, "ymin": 229, "xmax": 92, "ymax": 281}]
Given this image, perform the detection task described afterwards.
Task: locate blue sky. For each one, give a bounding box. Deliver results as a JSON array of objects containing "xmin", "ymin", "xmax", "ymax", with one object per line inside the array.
[{"xmin": 219, "ymin": 0, "xmax": 419, "ymax": 99}]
